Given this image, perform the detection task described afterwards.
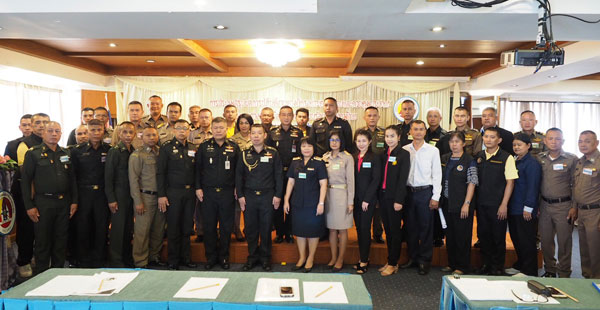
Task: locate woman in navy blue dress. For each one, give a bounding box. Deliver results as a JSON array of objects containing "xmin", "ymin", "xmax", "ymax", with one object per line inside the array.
[{"xmin": 283, "ymin": 137, "xmax": 328, "ymax": 272}]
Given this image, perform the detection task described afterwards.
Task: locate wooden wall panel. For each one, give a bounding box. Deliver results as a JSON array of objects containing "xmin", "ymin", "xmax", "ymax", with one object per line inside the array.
[{"xmin": 81, "ymin": 89, "xmax": 117, "ymax": 117}]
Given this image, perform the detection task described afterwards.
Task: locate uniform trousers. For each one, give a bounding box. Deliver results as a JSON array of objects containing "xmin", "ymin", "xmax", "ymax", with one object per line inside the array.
[
  {"xmin": 477, "ymin": 204, "xmax": 507, "ymax": 272},
  {"xmin": 353, "ymin": 199, "xmax": 376, "ymax": 262},
  {"xmin": 508, "ymin": 215, "xmax": 538, "ymax": 276},
  {"xmin": 539, "ymin": 200, "xmax": 573, "ymax": 277},
  {"xmin": 76, "ymin": 187, "xmax": 109, "ymax": 267},
  {"xmin": 202, "ymin": 187, "xmax": 235, "ymax": 263},
  {"xmin": 194, "ymin": 198, "xmax": 204, "ymax": 237},
  {"xmin": 444, "ymin": 209, "xmax": 473, "ymax": 272},
  {"xmin": 166, "ymin": 188, "xmax": 195, "ymax": 265},
  {"xmin": 577, "ymin": 207, "xmax": 600, "ymax": 279},
  {"xmin": 273, "ymin": 174, "xmax": 291, "ymax": 237},
  {"xmin": 379, "ymin": 193, "xmax": 404, "ymax": 266},
  {"xmin": 244, "ymin": 189, "xmax": 274, "ymax": 264},
  {"xmin": 32, "ymin": 195, "xmax": 69, "ymax": 274},
  {"xmin": 405, "ymin": 187, "xmax": 434, "ymax": 264},
  {"xmin": 371, "ymin": 203, "xmax": 383, "ymax": 238},
  {"xmin": 108, "ymin": 188, "xmax": 134, "ymax": 267},
  {"xmin": 132, "ymin": 193, "xmax": 165, "ymax": 267},
  {"xmin": 14, "ymin": 181, "xmax": 34, "ymax": 267}
]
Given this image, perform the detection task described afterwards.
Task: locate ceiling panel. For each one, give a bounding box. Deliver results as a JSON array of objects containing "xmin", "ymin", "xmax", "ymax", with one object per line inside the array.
[
  {"xmin": 196, "ymin": 39, "xmax": 355, "ymax": 54},
  {"xmin": 358, "ymin": 57, "xmax": 483, "ymax": 68},
  {"xmin": 365, "ymin": 40, "xmax": 527, "ymax": 54},
  {"xmin": 87, "ymin": 56, "xmax": 210, "ymax": 67},
  {"xmin": 35, "ymin": 39, "xmax": 187, "ymax": 52}
]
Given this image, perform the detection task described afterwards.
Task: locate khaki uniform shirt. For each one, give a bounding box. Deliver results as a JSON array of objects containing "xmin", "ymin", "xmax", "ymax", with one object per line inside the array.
[
  {"xmin": 189, "ymin": 128, "xmax": 213, "ymax": 146},
  {"xmin": 128, "ymin": 145, "xmax": 159, "ymax": 206},
  {"xmin": 537, "ymin": 150, "xmax": 578, "ymax": 200},
  {"xmin": 131, "ymin": 122, "xmax": 146, "ymax": 150},
  {"xmin": 141, "ymin": 115, "xmax": 168, "ymax": 129},
  {"xmin": 573, "ymin": 149, "xmax": 600, "ymax": 205},
  {"xmin": 157, "ymin": 123, "xmax": 175, "ymax": 146},
  {"xmin": 230, "ymin": 132, "xmax": 252, "ymax": 151},
  {"xmin": 323, "ymin": 151, "xmax": 355, "ymax": 204},
  {"xmin": 515, "ymin": 130, "xmax": 546, "ymax": 156}
]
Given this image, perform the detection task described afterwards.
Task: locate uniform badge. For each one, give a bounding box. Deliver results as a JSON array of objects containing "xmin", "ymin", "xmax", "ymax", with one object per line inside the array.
[
  {"xmin": 477, "ymin": 158, "xmax": 482, "ymax": 164},
  {"xmin": 457, "ymin": 165, "xmax": 464, "ymax": 171}
]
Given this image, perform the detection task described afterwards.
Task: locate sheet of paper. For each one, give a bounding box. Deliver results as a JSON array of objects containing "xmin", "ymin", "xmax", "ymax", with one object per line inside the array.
[
  {"xmin": 254, "ymin": 278, "xmax": 300, "ymax": 302},
  {"xmin": 448, "ymin": 278, "xmax": 513, "ymax": 301},
  {"xmin": 173, "ymin": 277, "xmax": 229, "ymax": 299},
  {"xmin": 496, "ymin": 281, "xmax": 559, "ymax": 305},
  {"xmin": 26, "ymin": 275, "xmax": 93, "ymax": 296},
  {"xmin": 75, "ymin": 272, "xmax": 140, "ymax": 296},
  {"xmin": 303, "ymin": 281, "xmax": 348, "ymax": 304}
]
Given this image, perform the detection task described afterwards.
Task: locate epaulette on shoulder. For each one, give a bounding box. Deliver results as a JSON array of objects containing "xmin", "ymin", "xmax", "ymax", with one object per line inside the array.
[
  {"xmin": 292, "ymin": 156, "xmax": 301, "ymax": 161},
  {"xmin": 313, "ymin": 156, "xmax": 323, "ymax": 161},
  {"xmin": 343, "ymin": 150, "xmax": 351, "ymax": 155},
  {"xmin": 156, "ymin": 123, "xmax": 166, "ymax": 129},
  {"xmin": 536, "ymin": 131, "xmax": 545, "ymax": 136},
  {"xmin": 265, "ymin": 145, "xmax": 277, "ymax": 151}
]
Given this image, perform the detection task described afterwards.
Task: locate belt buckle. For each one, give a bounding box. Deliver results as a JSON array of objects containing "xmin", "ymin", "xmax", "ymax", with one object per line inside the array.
[
  {"xmin": 58, "ymin": 194, "xmax": 64, "ymax": 200},
  {"xmin": 256, "ymin": 191, "xmax": 261, "ymax": 195},
  {"xmin": 185, "ymin": 185, "xmax": 191, "ymax": 189},
  {"xmin": 283, "ymin": 167, "xmax": 289, "ymax": 171},
  {"xmin": 215, "ymin": 188, "xmax": 222, "ymax": 192},
  {"xmin": 93, "ymin": 185, "xmax": 99, "ymax": 190}
]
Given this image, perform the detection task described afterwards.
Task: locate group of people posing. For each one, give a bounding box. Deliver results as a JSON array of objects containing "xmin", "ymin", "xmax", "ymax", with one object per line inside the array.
[{"xmin": 5, "ymin": 95, "xmax": 600, "ymax": 280}]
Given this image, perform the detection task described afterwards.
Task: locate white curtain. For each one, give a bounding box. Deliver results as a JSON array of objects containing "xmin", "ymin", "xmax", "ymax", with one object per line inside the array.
[
  {"xmin": 0, "ymin": 79, "xmax": 81, "ymax": 151},
  {"xmin": 115, "ymin": 76, "xmax": 456, "ymax": 131},
  {"xmin": 500, "ymin": 100, "xmax": 600, "ymax": 156}
]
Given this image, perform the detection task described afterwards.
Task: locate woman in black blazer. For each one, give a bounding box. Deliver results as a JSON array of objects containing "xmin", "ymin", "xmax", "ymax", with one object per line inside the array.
[
  {"xmin": 378, "ymin": 125, "xmax": 411, "ymax": 276},
  {"xmin": 352, "ymin": 129, "xmax": 382, "ymax": 274}
]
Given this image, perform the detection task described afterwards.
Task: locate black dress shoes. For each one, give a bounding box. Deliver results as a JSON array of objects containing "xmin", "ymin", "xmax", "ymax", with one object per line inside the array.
[
  {"xmin": 274, "ymin": 235, "xmax": 285, "ymax": 244},
  {"xmin": 475, "ymin": 264, "xmax": 491, "ymax": 275},
  {"xmin": 195, "ymin": 235, "xmax": 204, "ymax": 243},
  {"xmin": 373, "ymin": 236, "xmax": 385, "ymax": 244},
  {"xmin": 182, "ymin": 261, "xmax": 197, "ymax": 268},
  {"xmin": 418, "ymin": 263, "xmax": 430, "ymax": 275},
  {"xmin": 168, "ymin": 264, "xmax": 179, "ymax": 270},
  {"xmin": 220, "ymin": 260, "xmax": 230, "ymax": 270},
  {"xmin": 262, "ymin": 262, "xmax": 272, "ymax": 271},
  {"xmin": 292, "ymin": 263, "xmax": 305, "ymax": 271},
  {"xmin": 204, "ymin": 261, "xmax": 216, "ymax": 270},
  {"xmin": 285, "ymin": 235, "xmax": 294, "ymax": 243},
  {"xmin": 149, "ymin": 258, "xmax": 167, "ymax": 267},
  {"xmin": 400, "ymin": 260, "xmax": 418, "ymax": 269},
  {"xmin": 541, "ymin": 272, "xmax": 557, "ymax": 278},
  {"xmin": 242, "ymin": 261, "xmax": 257, "ymax": 271}
]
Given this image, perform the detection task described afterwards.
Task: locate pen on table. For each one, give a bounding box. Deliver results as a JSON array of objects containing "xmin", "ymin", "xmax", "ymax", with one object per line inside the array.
[
  {"xmin": 554, "ymin": 287, "xmax": 579, "ymax": 303},
  {"xmin": 98, "ymin": 279, "xmax": 104, "ymax": 291},
  {"xmin": 315, "ymin": 285, "xmax": 333, "ymax": 298},
  {"xmin": 188, "ymin": 283, "xmax": 220, "ymax": 292}
]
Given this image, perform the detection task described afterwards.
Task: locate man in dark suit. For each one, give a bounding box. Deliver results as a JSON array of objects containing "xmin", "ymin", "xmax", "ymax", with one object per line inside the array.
[
  {"xmin": 4, "ymin": 114, "xmax": 32, "ymax": 160},
  {"xmin": 475, "ymin": 107, "xmax": 514, "ymax": 155}
]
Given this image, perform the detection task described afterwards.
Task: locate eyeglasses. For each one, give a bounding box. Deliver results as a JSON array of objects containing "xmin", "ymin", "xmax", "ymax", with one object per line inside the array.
[
  {"xmin": 174, "ymin": 127, "xmax": 189, "ymax": 131},
  {"xmin": 329, "ymin": 138, "xmax": 341, "ymax": 142}
]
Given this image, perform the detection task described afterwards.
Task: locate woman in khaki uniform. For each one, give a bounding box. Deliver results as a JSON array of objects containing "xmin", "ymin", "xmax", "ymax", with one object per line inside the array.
[{"xmin": 323, "ymin": 130, "xmax": 355, "ymax": 272}]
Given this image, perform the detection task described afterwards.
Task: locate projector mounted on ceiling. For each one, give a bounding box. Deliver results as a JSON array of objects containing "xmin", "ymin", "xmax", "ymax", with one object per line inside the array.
[{"xmin": 500, "ymin": 49, "xmax": 564, "ymax": 67}]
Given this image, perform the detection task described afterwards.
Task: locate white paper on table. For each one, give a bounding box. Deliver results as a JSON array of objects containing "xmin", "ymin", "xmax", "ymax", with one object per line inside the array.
[
  {"xmin": 75, "ymin": 272, "xmax": 140, "ymax": 296},
  {"xmin": 173, "ymin": 277, "xmax": 229, "ymax": 299},
  {"xmin": 448, "ymin": 278, "xmax": 513, "ymax": 301},
  {"xmin": 254, "ymin": 278, "xmax": 300, "ymax": 302},
  {"xmin": 302, "ymin": 281, "xmax": 348, "ymax": 304},
  {"xmin": 26, "ymin": 275, "xmax": 93, "ymax": 296}
]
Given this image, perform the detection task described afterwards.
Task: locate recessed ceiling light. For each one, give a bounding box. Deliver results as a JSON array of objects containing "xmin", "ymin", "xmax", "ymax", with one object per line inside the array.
[
  {"xmin": 54, "ymin": 20, "xmax": 61, "ymax": 23},
  {"xmin": 109, "ymin": 43, "xmax": 117, "ymax": 47},
  {"xmin": 213, "ymin": 25, "xmax": 228, "ymax": 30},
  {"xmin": 548, "ymin": 75, "xmax": 558, "ymax": 78},
  {"xmin": 0, "ymin": 27, "xmax": 3, "ymax": 30},
  {"xmin": 146, "ymin": 59, "xmax": 155, "ymax": 63},
  {"xmin": 510, "ymin": 84, "xmax": 519, "ymax": 87},
  {"xmin": 431, "ymin": 26, "xmax": 444, "ymax": 32},
  {"xmin": 416, "ymin": 60, "xmax": 425, "ymax": 65},
  {"xmin": 595, "ymin": 94, "xmax": 600, "ymax": 97},
  {"xmin": 439, "ymin": 44, "xmax": 446, "ymax": 48}
]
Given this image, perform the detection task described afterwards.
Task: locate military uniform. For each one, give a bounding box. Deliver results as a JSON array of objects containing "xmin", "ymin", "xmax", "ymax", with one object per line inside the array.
[
  {"xmin": 131, "ymin": 122, "xmax": 146, "ymax": 150},
  {"xmin": 103, "ymin": 127, "xmax": 114, "ymax": 145},
  {"xmin": 141, "ymin": 114, "xmax": 168, "ymax": 129},
  {"xmin": 573, "ymin": 149, "xmax": 600, "ymax": 279},
  {"xmin": 396, "ymin": 121, "xmax": 413, "ymax": 147},
  {"xmin": 157, "ymin": 123, "xmax": 175, "ymax": 146},
  {"xmin": 105, "ymin": 141, "xmax": 134, "ymax": 267},
  {"xmin": 129, "ymin": 145, "xmax": 165, "ymax": 268},
  {"xmin": 21, "ymin": 143, "xmax": 77, "ymax": 274},
  {"xmin": 157, "ymin": 137, "xmax": 198, "ymax": 268},
  {"xmin": 437, "ymin": 127, "xmax": 481, "ymax": 157},
  {"xmin": 70, "ymin": 141, "xmax": 112, "ymax": 267},
  {"xmin": 425, "ymin": 126, "xmax": 448, "ymax": 246},
  {"xmin": 514, "ymin": 130, "xmax": 546, "ymax": 156},
  {"xmin": 189, "ymin": 128, "xmax": 213, "ymax": 146},
  {"xmin": 309, "ymin": 116, "xmax": 354, "ymax": 157},
  {"xmin": 426, "ymin": 126, "xmax": 448, "ymax": 149},
  {"xmin": 195, "ymin": 138, "xmax": 240, "ymax": 266},
  {"xmin": 537, "ymin": 150, "xmax": 578, "ymax": 278},
  {"xmin": 189, "ymin": 128, "xmax": 212, "ymax": 240},
  {"xmin": 235, "ymin": 145, "xmax": 283, "ymax": 267},
  {"xmin": 267, "ymin": 125, "xmax": 303, "ymax": 240}
]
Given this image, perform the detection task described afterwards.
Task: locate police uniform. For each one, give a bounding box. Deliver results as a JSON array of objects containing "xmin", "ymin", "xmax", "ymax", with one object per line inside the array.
[
  {"xmin": 129, "ymin": 145, "xmax": 165, "ymax": 268},
  {"xmin": 573, "ymin": 149, "xmax": 600, "ymax": 279},
  {"xmin": 21, "ymin": 143, "xmax": 77, "ymax": 274},
  {"xmin": 355, "ymin": 126, "xmax": 385, "ymax": 242},
  {"xmin": 157, "ymin": 137, "xmax": 198, "ymax": 268},
  {"xmin": 267, "ymin": 125, "xmax": 303, "ymax": 241},
  {"xmin": 189, "ymin": 128, "xmax": 213, "ymax": 146},
  {"xmin": 235, "ymin": 145, "xmax": 283, "ymax": 269},
  {"xmin": 70, "ymin": 141, "xmax": 112, "ymax": 267},
  {"xmin": 514, "ymin": 130, "xmax": 546, "ymax": 156},
  {"xmin": 287, "ymin": 156, "xmax": 327, "ymax": 238},
  {"xmin": 437, "ymin": 127, "xmax": 481, "ymax": 157},
  {"xmin": 195, "ymin": 138, "xmax": 240, "ymax": 268},
  {"xmin": 105, "ymin": 141, "xmax": 134, "ymax": 267},
  {"xmin": 103, "ymin": 127, "xmax": 114, "ymax": 145},
  {"xmin": 475, "ymin": 147, "xmax": 518, "ymax": 275},
  {"xmin": 309, "ymin": 116, "xmax": 354, "ymax": 157},
  {"xmin": 475, "ymin": 126, "xmax": 515, "ymax": 155},
  {"xmin": 426, "ymin": 126, "xmax": 448, "ymax": 246},
  {"xmin": 157, "ymin": 123, "xmax": 175, "ymax": 146},
  {"xmin": 189, "ymin": 128, "xmax": 213, "ymax": 240},
  {"xmin": 131, "ymin": 122, "xmax": 146, "ymax": 150},
  {"xmin": 537, "ymin": 150, "xmax": 578, "ymax": 277},
  {"xmin": 396, "ymin": 121, "xmax": 413, "ymax": 147},
  {"xmin": 141, "ymin": 114, "xmax": 168, "ymax": 129}
]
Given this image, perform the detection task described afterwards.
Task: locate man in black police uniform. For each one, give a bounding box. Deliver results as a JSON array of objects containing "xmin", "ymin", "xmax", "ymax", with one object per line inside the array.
[
  {"xmin": 157, "ymin": 119, "xmax": 198, "ymax": 270},
  {"xmin": 309, "ymin": 97, "xmax": 353, "ymax": 157},
  {"xmin": 396, "ymin": 99, "xmax": 417, "ymax": 146},
  {"xmin": 195, "ymin": 117, "xmax": 240, "ymax": 270},
  {"xmin": 5, "ymin": 114, "xmax": 32, "ymax": 160},
  {"xmin": 21, "ymin": 121, "xmax": 78, "ymax": 275},
  {"xmin": 16, "ymin": 113, "xmax": 49, "ymax": 278},
  {"xmin": 267, "ymin": 106, "xmax": 303, "ymax": 244},
  {"xmin": 237, "ymin": 124, "xmax": 283, "ymax": 271},
  {"xmin": 425, "ymin": 107, "xmax": 448, "ymax": 247},
  {"xmin": 475, "ymin": 107, "xmax": 514, "ymax": 155},
  {"xmin": 67, "ymin": 108, "xmax": 94, "ymax": 146},
  {"xmin": 355, "ymin": 106, "xmax": 385, "ymax": 243},
  {"xmin": 70, "ymin": 119, "xmax": 112, "ymax": 267}
]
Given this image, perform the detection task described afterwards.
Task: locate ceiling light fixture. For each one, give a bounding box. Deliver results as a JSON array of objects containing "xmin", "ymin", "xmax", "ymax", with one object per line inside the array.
[
  {"xmin": 146, "ymin": 59, "xmax": 155, "ymax": 63},
  {"xmin": 431, "ymin": 26, "xmax": 444, "ymax": 32},
  {"xmin": 250, "ymin": 39, "xmax": 304, "ymax": 67},
  {"xmin": 214, "ymin": 25, "xmax": 228, "ymax": 30},
  {"xmin": 548, "ymin": 75, "xmax": 558, "ymax": 78},
  {"xmin": 510, "ymin": 84, "xmax": 519, "ymax": 87},
  {"xmin": 0, "ymin": 27, "xmax": 3, "ymax": 30},
  {"xmin": 416, "ymin": 60, "xmax": 425, "ymax": 65},
  {"xmin": 109, "ymin": 43, "xmax": 117, "ymax": 47},
  {"xmin": 439, "ymin": 44, "xmax": 446, "ymax": 48}
]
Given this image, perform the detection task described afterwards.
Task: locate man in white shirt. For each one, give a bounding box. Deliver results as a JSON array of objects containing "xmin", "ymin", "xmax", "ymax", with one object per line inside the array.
[{"xmin": 400, "ymin": 120, "xmax": 442, "ymax": 275}]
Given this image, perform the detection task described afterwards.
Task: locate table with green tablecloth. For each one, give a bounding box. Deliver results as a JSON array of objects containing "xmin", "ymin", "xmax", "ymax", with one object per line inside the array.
[
  {"xmin": 440, "ymin": 275, "xmax": 600, "ymax": 310},
  {"xmin": 0, "ymin": 268, "xmax": 372, "ymax": 310}
]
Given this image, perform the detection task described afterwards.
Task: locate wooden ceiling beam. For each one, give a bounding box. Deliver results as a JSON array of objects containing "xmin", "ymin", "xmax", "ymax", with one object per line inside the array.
[
  {"xmin": 352, "ymin": 67, "xmax": 471, "ymax": 77},
  {"xmin": 0, "ymin": 39, "xmax": 108, "ymax": 74},
  {"xmin": 363, "ymin": 52, "xmax": 499, "ymax": 59},
  {"xmin": 211, "ymin": 52, "xmax": 351, "ymax": 59},
  {"xmin": 107, "ymin": 66, "xmax": 347, "ymax": 77},
  {"xmin": 174, "ymin": 39, "xmax": 229, "ymax": 72},
  {"xmin": 346, "ymin": 40, "xmax": 370, "ymax": 74},
  {"xmin": 64, "ymin": 51, "xmax": 193, "ymax": 57}
]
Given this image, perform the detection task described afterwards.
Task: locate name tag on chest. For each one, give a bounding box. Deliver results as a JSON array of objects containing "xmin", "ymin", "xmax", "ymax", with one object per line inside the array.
[
  {"xmin": 388, "ymin": 156, "xmax": 396, "ymax": 162},
  {"xmin": 583, "ymin": 168, "xmax": 594, "ymax": 176},
  {"xmin": 332, "ymin": 164, "xmax": 341, "ymax": 170},
  {"xmin": 532, "ymin": 142, "xmax": 540, "ymax": 149},
  {"xmin": 376, "ymin": 142, "xmax": 384, "ymax": 148},
  {"xmin": 362, "ymin": 162, "xmax": 371, "ymax": 168},
  {"xmin": 60, "ymin": 155, "xmax": 70, "ymax": 163},
  {"xmin": 553, "ymin": 163, "xmax": 564, "ymax": 171},
  {"xmin": 261, "ymin": 156, "xmax": 270, "ymax": 163},
  {"xmin": 225, "ymin": 160, "xmax": 230, "ymax": 170},
  {"xmin": 188, "ymin": 150, "xmax": 196, "ymax": 157},
  {"xmin": 298, "ymin": 172, "xmax": 307, "ymax": 179}
]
